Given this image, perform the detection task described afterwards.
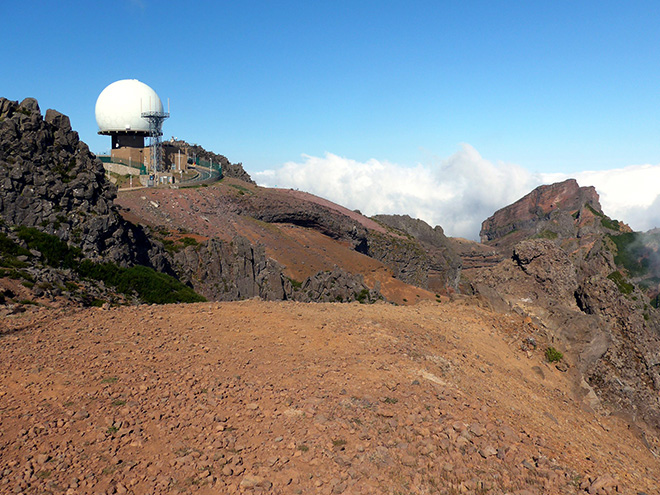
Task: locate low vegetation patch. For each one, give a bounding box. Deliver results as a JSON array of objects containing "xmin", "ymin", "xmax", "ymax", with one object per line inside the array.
[
  {"xmin": 228, "ymin": 183, "xmax": 252, "ymax": 195},
  {"xmin": 162, "ymin": 236, "xmax": 200, "ymax": 253},
  {"xmin": 535, "ymin": 229, "xmax": 558, "ymax": 240},
  {"xmin": 586, "ymin": 204, "xmax": 621, "ymax": 231},
  {"xmin": 545, "ymin": 347, "xmax": 563, "ymax": 363},
  {"xmin": 600, "ymin": 217, "xmax": 620, "ymax": 231},
  {"xmin": 607, "ymin": 270, "xmax": 634, "ymax": 295},
  {"xmin": 78, "ymin": 261, "xmax": 205, "ymax": 304},
  {"xmin": 11, "ymin": 226, "xmax": 205, "ymax": 304},
  {"xmin": 17, "ymin": 226, "xmax": 80, "ymax": 269},
  {"xmin": 355, "ymin": 288, "xmax": 370, "ymax": 304},
  {"xmin": 0, "ymin": 232, "xmax": 31, "ymax": 259}
]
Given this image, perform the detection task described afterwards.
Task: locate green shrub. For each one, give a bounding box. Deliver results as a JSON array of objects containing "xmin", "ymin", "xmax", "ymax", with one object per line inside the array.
[
  {"xmin": 0, "ymin": 257, "xmax": 28, "ymax": 269},
  {"xmin": 13, "ymin": 227, "xmax": 205, "ymax": 304},
  {"xmin": 161, "ymin": 238, "xmax": 181, "ymax": 253},
  {"xmin": 0, "ymin": 233, "xmax": 30, "ymax": 257},
  {"xmin": 651, "ymin": 294, "xmax": 660, "ymax": 309},
  {"xmin": 79, "ymin": 261, "xmax": 205, "ymax": 304},
  {"xmin": 17, "ymin": 226, "xmax": 80, "ymax": 268},
  {"xmin": 0, "ymin": 232, "xmax": 31, "ymax": 269},
  {"xmin": 181, "ymin": 237, "xmax": 199, "ymax": 247},
  {"xmin": 356, "ymin": 288, "xmax": 370, "ymax": 304},
  {"xmin": 535, "ymin": 229, "xmax": 558, "ymax": 240},
  {"xmin": 545, "ymin": 347, "xmax": 563, "ymax": 363},
  {"xmin": 607, "ymin": 271, "xmax": 634, "ymax": 295}
]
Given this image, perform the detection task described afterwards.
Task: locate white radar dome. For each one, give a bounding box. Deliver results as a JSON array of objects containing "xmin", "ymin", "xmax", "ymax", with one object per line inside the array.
[{"xmin": 95, "ymin": 79, "xmax": 163, "ymax": 134}]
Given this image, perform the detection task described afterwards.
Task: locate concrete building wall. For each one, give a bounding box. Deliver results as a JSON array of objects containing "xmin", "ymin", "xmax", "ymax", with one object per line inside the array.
[
  {"xmin": 111, "ymin": 146, "xmax": 146, "ymax": 167},
  {"xmin": 102, "ymin": 162, "xmax": 141, "ymax": 176},
  {"xmin": 162, "ymin": 144, "xmax": 190, "ymax": 172}
]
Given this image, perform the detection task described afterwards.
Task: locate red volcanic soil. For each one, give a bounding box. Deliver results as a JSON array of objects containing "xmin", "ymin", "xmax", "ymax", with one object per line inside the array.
[{"xmin": 1, "ymin": 299, "xmax": 658, "ymax": 494}]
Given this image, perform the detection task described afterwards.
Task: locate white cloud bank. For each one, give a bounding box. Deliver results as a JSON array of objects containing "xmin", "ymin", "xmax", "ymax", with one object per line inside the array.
[{"xmin": 254, "ymin": 144, "xmax": 660, "ymax": 240}]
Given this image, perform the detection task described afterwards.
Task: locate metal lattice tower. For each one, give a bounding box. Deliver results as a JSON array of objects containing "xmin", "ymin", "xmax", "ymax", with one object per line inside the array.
[{"xmin": 141, "ymin": 110, "xmax": 169, "ymax": 172}]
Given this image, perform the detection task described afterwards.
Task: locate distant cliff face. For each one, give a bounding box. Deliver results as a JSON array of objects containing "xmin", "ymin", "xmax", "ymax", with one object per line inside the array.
[
  {"xmin": 371, "ymin": 214, "xmax": 462, "ymax": 292},
  {"xmin": 0, "ymin": 97, "xmax": 168, "ymax": 270},
  {"xmin": 479, "ymin": 179, "xmax": 630, "ymax": 249}
]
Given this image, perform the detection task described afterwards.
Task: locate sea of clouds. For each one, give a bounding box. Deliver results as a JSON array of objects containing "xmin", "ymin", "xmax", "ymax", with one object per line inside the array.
[{"xmin": 254, "ymin": 144, "xmax": 660, "ymax": 240}]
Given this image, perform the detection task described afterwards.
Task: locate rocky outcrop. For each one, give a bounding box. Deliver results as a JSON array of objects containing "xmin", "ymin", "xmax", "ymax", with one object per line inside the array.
[
  {"xmin": 235, "ymin": 192, "xmax": 370, "ymax": 246},
  {"xmin": 480, "ymin": 179, "xmax": 630, "ymax": 250},
  {"xmin": 0, "ymin": 97, "xmax": 169, "ymax": 271},
  {"xmin": 471, "ymin": 179, "xmax": 660, "ymax": 439},
  {"xmin": 293, "ymin": 267, "xmax": 380, "ymax": 303},
  {"xmin": 173, "ymin": 236, "xmax": 381, "ymax": 303},
  {"xmin": 447, "ymin": 237, "xmax": 504, "ymax": 292},
  {"xmin": 238, "ymin": 196, "xmax": 464, "ymax": 293},
  {"xmin": 233, "ymin": 193, "xmax": 442, "ymax": 289},
  {"xmin": 173, "ymin": 236, "xmax": 290, "ymax": 301},
  {"xmin": 167, "ymin": 139, "xmax": 254, "ymax": 184},
  {"xmin": 363, "ymin": 230, "xmax": 430, "ymax": 288},
  {"xmin": 473, "ymin": 236, "xmax": 660, "ymax": 435},
  {"xmin": 372, "ymin": 214, "xmax": 462, "ymax": 291}
]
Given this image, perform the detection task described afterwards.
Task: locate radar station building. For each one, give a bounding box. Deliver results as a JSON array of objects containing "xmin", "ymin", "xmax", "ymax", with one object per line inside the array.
[{"xmin": 95, "ymin": 79, "xmax": 170, "ymax": 172}]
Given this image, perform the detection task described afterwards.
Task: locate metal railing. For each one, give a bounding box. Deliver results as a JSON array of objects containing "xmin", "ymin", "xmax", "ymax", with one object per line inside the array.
[
  {"xmin": 195, "ymin": 158, "xmax": 222, "ymax": 175},
  {"xmin": 99, "ymin": 154, "xmax": 223, "ymax": 183}
]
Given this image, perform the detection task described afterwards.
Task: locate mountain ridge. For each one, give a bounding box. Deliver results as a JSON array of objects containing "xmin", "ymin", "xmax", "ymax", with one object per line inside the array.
[{"xmin": 2, "ymin": 97, "xmax": 660, "ymax": 493}]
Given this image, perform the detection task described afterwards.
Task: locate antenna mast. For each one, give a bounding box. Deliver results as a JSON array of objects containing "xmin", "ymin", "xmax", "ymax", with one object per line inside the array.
[{"xmin": 141, "ymin": 101, "xmax": 169, "ymax": 173}]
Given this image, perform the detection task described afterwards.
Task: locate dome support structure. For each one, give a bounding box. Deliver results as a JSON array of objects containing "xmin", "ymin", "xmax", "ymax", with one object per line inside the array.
[{"xmin": 141, "ymin": 109, "xmax": 169, "ymax": 173}]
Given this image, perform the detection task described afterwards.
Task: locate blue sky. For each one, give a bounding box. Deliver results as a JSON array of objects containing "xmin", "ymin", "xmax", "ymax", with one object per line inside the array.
[{"xmin": 3, "ymin": 1, "xmax": 660, "ymax": 237}]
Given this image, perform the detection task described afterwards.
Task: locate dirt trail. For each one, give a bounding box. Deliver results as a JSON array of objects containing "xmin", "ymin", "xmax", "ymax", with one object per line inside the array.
[{"xmin": 1, "ymin": 300, "xmax": 657, "ymax": 494}]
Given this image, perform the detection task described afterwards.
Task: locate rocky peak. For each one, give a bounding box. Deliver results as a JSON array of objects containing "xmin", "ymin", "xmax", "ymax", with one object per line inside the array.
[
  {"xmin": 472, "ymin": 181, "xmax": 660, "ymax": 443},
  {"xmin": 0, "ymin": 97, "xmax": 168, "ymax": 271},
  {"xmin": 479, "ymin": 179, "xmax": 625, "ymax": 249}
]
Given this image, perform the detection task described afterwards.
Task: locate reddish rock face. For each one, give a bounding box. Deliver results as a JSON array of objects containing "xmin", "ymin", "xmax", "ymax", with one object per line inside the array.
[{"xmin": 480, "ymin": 179, "xmax": 602, "ymax": 247}]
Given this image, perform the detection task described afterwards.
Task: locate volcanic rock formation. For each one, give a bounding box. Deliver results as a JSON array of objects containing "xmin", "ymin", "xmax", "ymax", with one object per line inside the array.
[
  {"xmin": 0, "ymin": 97, "xmax": 169, "ymax": 271},
  {"xmin": 372, "ymin": 214, "xmax": 462, "ymax": 291},
  {"xmin": 479, "ymin": 178, "xmax": 631, "ymax": 250},
  {"xmin": 473, "ymin": 181, "xmax": 660, "ymax": 446}
]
